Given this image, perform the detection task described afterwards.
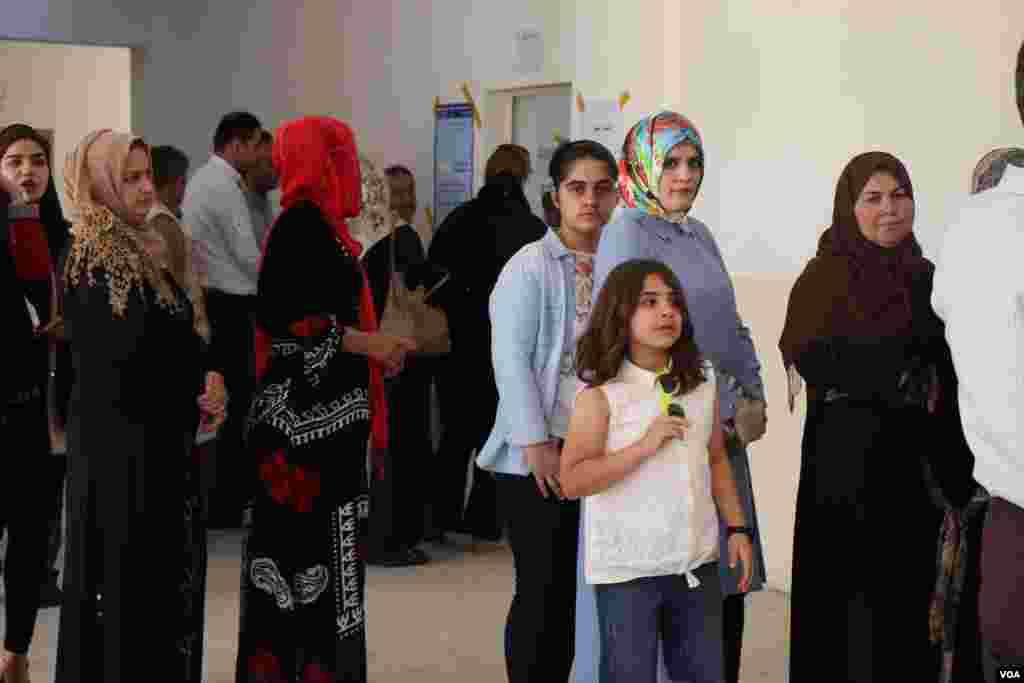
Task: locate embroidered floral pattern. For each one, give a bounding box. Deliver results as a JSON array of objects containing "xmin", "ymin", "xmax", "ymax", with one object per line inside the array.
[
  {"xmin": 347, "ymin": 155, "xmax": 392, "ymax": 252},
  {"xmin": 560, "ymin": 251, "xmax": 595, "ymax": 376},
  {"xmin": 247, "ymin": 647, "xmax": 285, "ymax": 683},
  {"xmin": 304, "ymin": 662, "xmax": 335, "ymax": 683},
  {"xmin": 64, "ymin": 204, "xmax": 181, "ymax": 317},
  {"xmin": 259, "ymin": 451, "xmax": 322, "ymax": 513}
]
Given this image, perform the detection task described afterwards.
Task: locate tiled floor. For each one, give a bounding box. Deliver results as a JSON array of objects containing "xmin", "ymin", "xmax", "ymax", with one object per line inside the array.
[{"xmin": 12, "ymin": 530, "xmax": 789, "ymax": 681}]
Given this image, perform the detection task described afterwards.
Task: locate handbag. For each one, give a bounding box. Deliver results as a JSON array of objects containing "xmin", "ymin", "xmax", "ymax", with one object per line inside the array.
[{"xmin": 377, "ymin": 229, "xmax": 451, "ymax": 356}]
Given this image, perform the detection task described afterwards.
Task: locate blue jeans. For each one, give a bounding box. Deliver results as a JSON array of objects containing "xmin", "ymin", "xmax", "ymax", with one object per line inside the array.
[{"xmin": 595, "ymin": 562, "xmax": 724, "ymax": 683}]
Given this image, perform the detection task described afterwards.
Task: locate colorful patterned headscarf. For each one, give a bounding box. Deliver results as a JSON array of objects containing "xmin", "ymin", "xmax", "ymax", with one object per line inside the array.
[
  {"xmin": 970, "ymin": 147, "xmax": 1024, "ymax": 194},
  {"xmin": 619, "ymin": 111, "xmax": 703, "ymax": 218}
]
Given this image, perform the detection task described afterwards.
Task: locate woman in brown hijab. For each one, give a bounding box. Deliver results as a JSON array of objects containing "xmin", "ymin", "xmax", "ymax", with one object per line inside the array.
[
  {"xmin": 781, "ymin": 152, "xmax": 976, "ymax": 682},
  {"xmin": 54, "ymin": 130, "xmax": 225, "ymax": 683}
]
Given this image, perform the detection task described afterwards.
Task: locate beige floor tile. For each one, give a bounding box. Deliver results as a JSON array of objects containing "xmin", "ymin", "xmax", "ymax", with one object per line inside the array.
[{"xmin": 8, "ymin": 531, "xmax": 789, "ymax": 681}]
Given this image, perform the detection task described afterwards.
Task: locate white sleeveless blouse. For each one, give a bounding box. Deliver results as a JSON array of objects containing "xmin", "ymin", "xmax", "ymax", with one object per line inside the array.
[{"xmin": 584, "ymin": 359, "xmax": 719, "ymax": 587}]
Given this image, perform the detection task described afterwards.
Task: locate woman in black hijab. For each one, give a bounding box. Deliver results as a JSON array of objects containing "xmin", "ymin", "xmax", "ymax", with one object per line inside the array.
[{"xmin": 780, "ymin": 152, "xmax": 977, "ymax": 682}]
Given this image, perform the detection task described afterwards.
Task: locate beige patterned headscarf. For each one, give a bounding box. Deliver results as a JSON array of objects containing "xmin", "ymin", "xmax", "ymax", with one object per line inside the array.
[
  {"xmin": 63, "ymin": 129, "xmax": 177, "ymax": 317},
  {"xmin": 348, "ymin": 155, "xmax": 393, "ymax": 254}
]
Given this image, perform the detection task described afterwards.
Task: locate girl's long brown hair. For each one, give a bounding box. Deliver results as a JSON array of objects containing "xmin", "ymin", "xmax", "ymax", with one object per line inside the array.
[{"xmin": 576, "ymin": 259, "xmax": 705, "ymax": 394}]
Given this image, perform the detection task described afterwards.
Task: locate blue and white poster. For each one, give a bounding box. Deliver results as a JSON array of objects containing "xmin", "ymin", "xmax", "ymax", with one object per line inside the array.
[{"xmin": 433, "ymin": 103, "xmax": 475, "ymax": 228}]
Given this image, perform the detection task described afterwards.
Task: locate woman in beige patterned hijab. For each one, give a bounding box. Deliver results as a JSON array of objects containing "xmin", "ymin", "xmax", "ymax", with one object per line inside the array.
[
  {"xmin": 62, "ymin": 129, "xmax": 175, "ymax": 315},
  {"xmin": 55, "ymin": 130, "xmax": 223, "ymax": 683},
  {"xmin": 347, "ymin": 154, "xmax": 393, "ymax": 253}
]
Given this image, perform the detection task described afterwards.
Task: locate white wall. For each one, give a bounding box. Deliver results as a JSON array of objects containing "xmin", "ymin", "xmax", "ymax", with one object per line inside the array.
[
  {"xmin": 0, "ymin": 41, "xmax": 131, "ymax": 210},
  {"xmin": 8, "ymin": 0, "xmax": 1022, "ymax": 591},
  {"xmin": 674, "ymin": 2, "xmax": 1024, "ymax": 275},
  {"xmin": 1, "ymin": 0, "xmax": 297, "ymax": 187},
  {"xmin": 301, "ymin": 0, "xmax": 1023, "ymax": 591}
]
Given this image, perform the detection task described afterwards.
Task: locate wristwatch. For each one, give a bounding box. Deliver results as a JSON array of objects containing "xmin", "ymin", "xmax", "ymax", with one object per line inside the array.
[{"xmin": 726, "ymin": 525, "xmax": 754, "ymax": 539}]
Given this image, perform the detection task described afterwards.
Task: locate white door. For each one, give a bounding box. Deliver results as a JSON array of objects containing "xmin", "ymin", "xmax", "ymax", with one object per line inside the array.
[{"xmin": 510, "ymin": 86, "xmax": 573, "ymax": 221}]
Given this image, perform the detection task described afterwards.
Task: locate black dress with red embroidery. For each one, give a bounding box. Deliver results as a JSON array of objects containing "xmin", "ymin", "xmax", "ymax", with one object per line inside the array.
[{"xmin": 236, "ymin": 201, "xmax": 372, "ymax": 683}]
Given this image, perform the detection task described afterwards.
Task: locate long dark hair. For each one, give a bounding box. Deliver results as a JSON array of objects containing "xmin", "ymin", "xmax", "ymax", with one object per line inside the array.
[
  {"xmin": 0, "ymin": 123, "xmax": 70, "ymax": 262},
  {"xmin": 576, "ymin": 259, "xmax": 704, "ymax": 393}
]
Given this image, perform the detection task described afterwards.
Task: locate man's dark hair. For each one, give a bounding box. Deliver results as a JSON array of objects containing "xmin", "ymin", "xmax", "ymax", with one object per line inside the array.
[
  {"xmin": 213, "ymin": 111, "xmax": 263, "ymax": 152},
  {"xmin": 258, "ymin": 130, "xmax": 273, "ymax": 146},
  {"xmin": 542, "ymin": 190, "xmax": 557, "ymax": 213},
  {"xmin": 1017, "ymin": 39, "xmax": 1024, "ymax": 127},
  {"xmin": 151, "ymin": 145, "xmax": 190, "ymax": 189},
  {"xmin": 384, "ymin": 164, "xmax": 414, "ymax": 179}
]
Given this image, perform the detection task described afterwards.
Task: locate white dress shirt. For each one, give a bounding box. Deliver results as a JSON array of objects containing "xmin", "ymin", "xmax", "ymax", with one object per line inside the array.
[
  {"xmin": 182, "ymin": 155, "xmax": 261, "ymax": 295},
  {"xmin": 932, "ymin": 164, "xmax": 1024, "ymax": 509}
]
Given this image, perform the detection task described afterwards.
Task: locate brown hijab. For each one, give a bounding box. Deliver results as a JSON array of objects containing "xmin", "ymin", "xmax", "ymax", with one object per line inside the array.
[{"xmin": 780, "ymin": 152, "xmax": 933, "ymax": 367}]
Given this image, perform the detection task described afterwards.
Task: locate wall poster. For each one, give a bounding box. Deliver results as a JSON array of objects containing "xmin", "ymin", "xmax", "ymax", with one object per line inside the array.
[{"xmin": 433, "ymin": 103, "xmax": 476, "ymax": 228}]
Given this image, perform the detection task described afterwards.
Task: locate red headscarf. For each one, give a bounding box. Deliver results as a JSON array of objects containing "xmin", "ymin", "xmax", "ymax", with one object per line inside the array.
[{"xmin": 254, "ymin": 117, "xmax": 389, "ymax": 458}]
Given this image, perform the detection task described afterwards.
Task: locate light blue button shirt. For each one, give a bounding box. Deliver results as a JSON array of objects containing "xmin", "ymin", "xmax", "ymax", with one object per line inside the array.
[{"xmin": 477, "ymin": 229, "xmax": 577, "ymax": 476}]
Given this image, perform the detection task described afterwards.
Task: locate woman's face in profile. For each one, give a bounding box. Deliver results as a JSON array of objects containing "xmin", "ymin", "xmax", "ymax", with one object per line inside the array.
[
  {"xmin": 122, "ymin": 145, "xmax": 156, "ymax": 226},
  {"xmin": 853, "ymin": 171, "xmax": 915, "ymax": 248}
]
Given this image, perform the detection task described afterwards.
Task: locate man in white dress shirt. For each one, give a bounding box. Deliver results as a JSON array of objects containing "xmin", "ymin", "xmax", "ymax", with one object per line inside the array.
[
  {"xmin": 931, "ymin": 42, "xmax": 1024, "ymax": 677},
  {"xmin": 182, "ymin": 111, "xmax": 265, "ymax": 528},
  {"xmin": 241, "ymin": 130, "xmax": 278, "ymax": 249}
]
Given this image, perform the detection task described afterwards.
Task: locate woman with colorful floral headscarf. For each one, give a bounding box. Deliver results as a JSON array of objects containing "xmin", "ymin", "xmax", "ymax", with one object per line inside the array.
[
  {"xmin": 54, "ymin": 130, "xmax": 225, "ymax": 682},
  {"xmin": 575, "ymin": 111, "xmax": 768, "ymax": 683},
  {"xmin": 235, "ymin": 117, "xmax": 414, "ymax": 683},
  {"xmin": 970, "ymin": 147, "xmax": 1024, "ymax": 194}
]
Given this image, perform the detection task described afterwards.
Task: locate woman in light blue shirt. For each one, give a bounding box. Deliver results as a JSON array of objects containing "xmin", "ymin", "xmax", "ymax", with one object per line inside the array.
[
  {"xmin": 575, "ymin": 111, "xmax": 769, "ymax": 683},
  {"xmin": 478, "ymin": 140, "xmax": 618, "ymax": 683}
]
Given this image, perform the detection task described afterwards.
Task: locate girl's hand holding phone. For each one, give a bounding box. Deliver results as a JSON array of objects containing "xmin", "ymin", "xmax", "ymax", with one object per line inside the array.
[{"xmin": 640, "ymin": 414, "xmax": 690, "ymax": 455}]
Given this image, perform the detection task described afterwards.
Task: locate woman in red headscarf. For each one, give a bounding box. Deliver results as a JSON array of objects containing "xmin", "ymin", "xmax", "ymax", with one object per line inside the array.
[{"xmin": 235, "ymin": 117, "xmax": 414, "ymax": 683}]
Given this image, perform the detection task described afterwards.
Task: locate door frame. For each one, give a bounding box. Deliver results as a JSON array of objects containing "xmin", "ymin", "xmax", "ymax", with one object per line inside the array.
[{"xmin": 478, "ymin": 80, "xmax": 578, "ymax": 194}]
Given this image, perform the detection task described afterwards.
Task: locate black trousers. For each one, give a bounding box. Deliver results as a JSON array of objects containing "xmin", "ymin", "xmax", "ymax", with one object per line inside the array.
[
  {"xmin": 204, "ymin": 289, "xmax": 257, "ymax": 527},
  {"xmin": 433, "ymin": 355, "xmax": 501, "ymax": 539},
  {"xmin": 0, "ymin": 388, "xmax": 57, "ymax": 653},
  {"xmin": 723, "ymin": 593, "xmax": 746, "ymax": 683},
  {"xmin": 369, "ymin": 358, "xmax": 433, "ymax": 551},
  {"xmin": 498, "ymin": 472, "xmax": 580, "ymax": 683},
  {"xmin": 46, "ymin": 454, "xmax": 68, "ymax": 574}
]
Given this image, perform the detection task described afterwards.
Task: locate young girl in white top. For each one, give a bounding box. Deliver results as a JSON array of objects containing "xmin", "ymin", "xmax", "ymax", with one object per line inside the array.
[{"xmin": 560, "ymin": 259, "xmax": 753, "ymax": 683}]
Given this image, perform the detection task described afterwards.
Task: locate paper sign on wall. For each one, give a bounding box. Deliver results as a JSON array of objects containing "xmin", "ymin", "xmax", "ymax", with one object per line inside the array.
[
  {"xmin": 582, "ymin": 98, "xmax": 625, "ymax": 160},
  {"xmin": 514, "ymin": 28, "xmax": 544, "ymax": 75},
  {"xmin": 433, "ymin": 103, "xmax": 476, "ymax": 228}
]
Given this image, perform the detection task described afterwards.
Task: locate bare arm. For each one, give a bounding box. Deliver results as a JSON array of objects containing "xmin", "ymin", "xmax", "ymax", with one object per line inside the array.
[
  {"xmin": 560, "ymin": 387, "xmax": 688, "ymax": 499},
  {"xmin": 341, "ymin": 326, "xmax": 416, "ymax": 375},
  {"xmin": 709, "ymin": 398, "xmax": 747, "ymax": 527}
]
